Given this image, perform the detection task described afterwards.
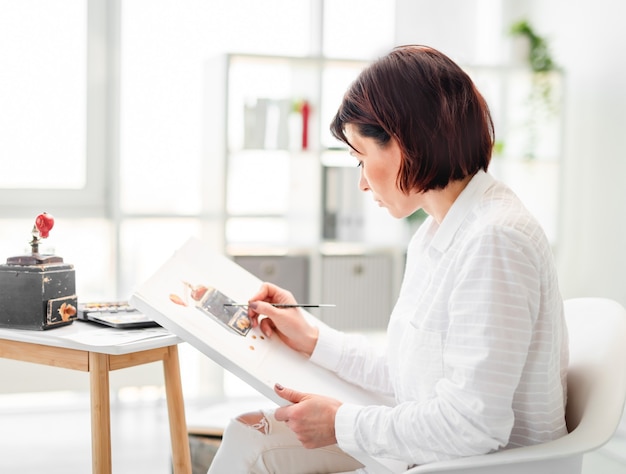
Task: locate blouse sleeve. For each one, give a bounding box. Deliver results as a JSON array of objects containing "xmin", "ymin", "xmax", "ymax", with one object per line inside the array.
[{"xmin": 310, "ymin": 324, "xmax": 394, "ymax": 397}]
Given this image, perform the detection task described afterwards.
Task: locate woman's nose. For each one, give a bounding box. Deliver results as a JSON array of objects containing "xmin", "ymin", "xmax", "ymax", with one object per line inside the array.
[{"xmin": 359, "ymin": 170, "xmax": 369, "ymax": 191}]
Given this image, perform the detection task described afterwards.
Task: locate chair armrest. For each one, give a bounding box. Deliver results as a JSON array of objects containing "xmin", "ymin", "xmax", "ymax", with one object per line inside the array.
[{"xmin": 405, "ymin": 428, "xmax": 594, "ymax": 473}]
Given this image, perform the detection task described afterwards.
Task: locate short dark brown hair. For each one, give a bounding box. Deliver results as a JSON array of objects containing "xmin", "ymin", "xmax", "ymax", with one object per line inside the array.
[{"xmin": 330, "ymin": 45, "xmax": 494, "ymax": 193}]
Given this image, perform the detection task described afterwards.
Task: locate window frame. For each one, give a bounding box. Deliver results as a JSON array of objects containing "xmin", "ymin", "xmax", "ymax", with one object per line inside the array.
[{"xmin": 0, "ymin": 0, "xmax": 115, "ymax": 219}]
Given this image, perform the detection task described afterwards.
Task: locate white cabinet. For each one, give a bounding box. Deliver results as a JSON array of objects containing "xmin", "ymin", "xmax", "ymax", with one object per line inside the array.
[
  {"xmin": 320, "ymin": 254, "xmax": 395, "ymax": 331},
  {"xmin": 233, "ymin": 254, "xmax": 309, "ymax": 303}
]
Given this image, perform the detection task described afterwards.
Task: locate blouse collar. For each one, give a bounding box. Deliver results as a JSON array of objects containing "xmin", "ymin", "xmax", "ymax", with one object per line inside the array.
[{"xmin": 430, "ymin": 170, "xmax": 495, "ymax": 252}]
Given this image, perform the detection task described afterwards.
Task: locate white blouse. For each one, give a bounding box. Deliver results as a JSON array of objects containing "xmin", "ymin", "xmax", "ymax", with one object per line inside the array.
[{"xmin": 311, "ymin": 170, "xmax": 568, "ymax": 468}]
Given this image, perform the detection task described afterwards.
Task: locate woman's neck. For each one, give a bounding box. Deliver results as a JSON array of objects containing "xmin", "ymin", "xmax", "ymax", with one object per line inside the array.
[{"xmin": 422, "ymin": 175, "xmax": 473, "ymax": 224}]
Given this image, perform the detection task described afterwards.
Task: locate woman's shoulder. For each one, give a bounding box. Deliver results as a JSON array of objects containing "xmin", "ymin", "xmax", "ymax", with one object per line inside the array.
[{"xmin": 466, "ymin": 181, "xmax": 551, "ymax": 251}]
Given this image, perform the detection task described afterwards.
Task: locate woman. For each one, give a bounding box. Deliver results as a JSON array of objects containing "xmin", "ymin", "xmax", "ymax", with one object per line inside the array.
[{"xmin": 208, "ymin": 45, "xmax": 568, "ymax": 473}]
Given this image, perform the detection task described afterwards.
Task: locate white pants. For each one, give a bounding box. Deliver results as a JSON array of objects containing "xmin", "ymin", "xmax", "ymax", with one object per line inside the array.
[{"xmin": 207, "ymin": 409, "xmax": 365, "ymax": 474}]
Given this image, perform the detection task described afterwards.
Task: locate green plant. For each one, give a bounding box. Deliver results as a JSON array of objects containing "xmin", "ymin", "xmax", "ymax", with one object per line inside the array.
[
  {"xmin": 509, "ymin": 20, "xmax": 554, "ymax": 73},
  {"xmin": 509, "ymin": 20, "xmax": 558, "ymax": 159}
]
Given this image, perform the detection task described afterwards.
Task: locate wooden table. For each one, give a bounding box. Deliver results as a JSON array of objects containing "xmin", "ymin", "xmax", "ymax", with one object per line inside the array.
[{"xmin": 0, "ymin": 321, "xmax": 192, "ymax": 474}]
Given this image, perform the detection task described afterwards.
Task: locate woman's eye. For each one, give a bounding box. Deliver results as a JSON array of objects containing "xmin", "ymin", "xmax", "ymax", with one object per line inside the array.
[{"xmin": 357, "ymin": 161, "xmax": 363, "ymax": 168}]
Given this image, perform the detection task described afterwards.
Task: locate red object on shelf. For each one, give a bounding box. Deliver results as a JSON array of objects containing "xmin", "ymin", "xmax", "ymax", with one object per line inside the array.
[{"xmin": 301, "ymin": 100, "xmax": 310, "ymax": 150}]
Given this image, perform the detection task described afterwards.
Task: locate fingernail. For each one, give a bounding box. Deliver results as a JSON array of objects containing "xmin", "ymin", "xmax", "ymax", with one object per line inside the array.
[
  {"xmin": 248, "ymin": 301, "xmax": 258, "ymax": 310},
  {"xmin": 275, "ymin": 383, "xmax": 284, "ymax": 391}
]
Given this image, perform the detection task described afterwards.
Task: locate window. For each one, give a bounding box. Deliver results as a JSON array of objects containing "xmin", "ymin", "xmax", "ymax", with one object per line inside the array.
[{"xmin": 0, "ymin": 0, "xmax": 106, "ymax": 215}]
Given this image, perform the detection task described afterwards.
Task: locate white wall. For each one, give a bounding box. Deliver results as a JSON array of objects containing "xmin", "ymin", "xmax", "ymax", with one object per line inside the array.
[
  {"xmin": 531, "ymin": 0, "xmax": 626, "ymax": 305},
  {"xmin": 395, "ymin": 0, "xmax": 626, "ymax": 307}
]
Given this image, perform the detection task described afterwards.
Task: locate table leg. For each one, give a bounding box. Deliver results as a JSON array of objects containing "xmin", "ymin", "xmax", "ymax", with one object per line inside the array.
[
  {"xmin": 89, "ymin": 352, "xmax": 112, "ymax": 474},
  {"xmin": 163, "ymin": 345, "xmax": 192, "ymax": 473}
]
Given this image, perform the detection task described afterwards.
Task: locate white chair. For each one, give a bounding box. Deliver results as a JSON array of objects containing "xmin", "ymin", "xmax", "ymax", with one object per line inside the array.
[{"xmin": 403, "ymin": 297, "xmax": 626, "ymax": 474}]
